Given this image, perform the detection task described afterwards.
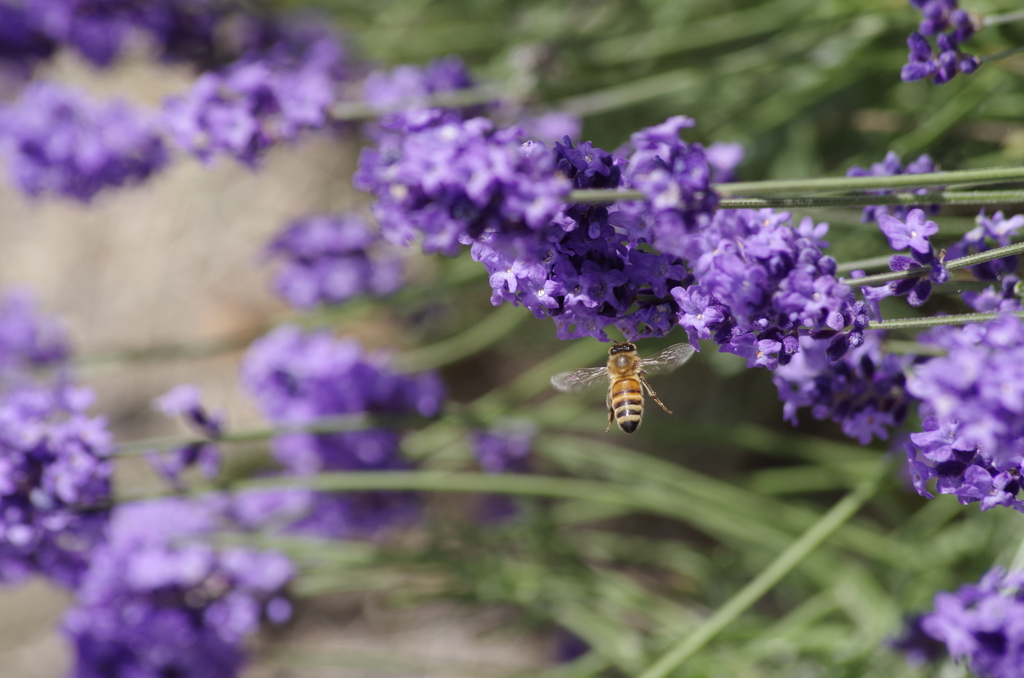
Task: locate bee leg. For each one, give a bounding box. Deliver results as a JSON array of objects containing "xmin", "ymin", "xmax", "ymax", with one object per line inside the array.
[{"xmin": 640, "ymin": 372, "xmax": 672, "ymax": 414}]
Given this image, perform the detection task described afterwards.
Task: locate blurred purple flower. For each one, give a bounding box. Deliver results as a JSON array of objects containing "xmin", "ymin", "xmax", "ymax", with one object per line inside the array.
[
  {"xmin": 897, "ymin": 567, "xmax": 1024, "ymax": 678},
  {"xmin": 0, "ymin": 288, "xmax": 69, "ymax": 382},
  {"xmin": 705, "ymin": 141, "xmax": 744, "ymax": 183},
  {"xmin": 148, "ymin": 384, "xmax": 224, "ymax": 486},
  {"xmin": 0, "ymin": 82, "xmax": 167, "ymax": 201},
  {"xmin": 64, "ymin": 495, "xmax": 294, "ymax": 678},
  {"xmin": 0, "ymin": 383, "xmax": 114, "ymax": 587},
  {"xmin": 265, "ymin": 213, "xmax": 404, "ymax": 309},
  {"xmin": 363, "ymin": 55, "xmax": 478, "ymax": 132},
  {"xmin": 240, "ymin": 325, "xmax": 443, "ymax": 538},
  {"xmin": 164, "ymin": 25, "xmax": 348, "ymax": 165}
]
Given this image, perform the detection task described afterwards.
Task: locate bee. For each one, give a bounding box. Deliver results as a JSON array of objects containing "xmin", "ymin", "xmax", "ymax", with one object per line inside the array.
[{"xmin": 550, "ymin": 342, "xmax": 695, "ymax": 434}]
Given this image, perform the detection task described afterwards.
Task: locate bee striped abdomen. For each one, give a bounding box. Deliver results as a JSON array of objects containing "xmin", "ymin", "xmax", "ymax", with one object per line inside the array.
[{"xmin": 611, "ymin": 377, "xmax": 643, "ymax": 434}]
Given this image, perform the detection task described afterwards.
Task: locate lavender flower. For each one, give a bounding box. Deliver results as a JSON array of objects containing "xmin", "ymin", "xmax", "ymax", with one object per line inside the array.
[
  {"xmin": 0, "ymin": 288, "xmax": 69, "ymax": 382},
  {"xmin": 901, "ymin": 30, "xmax": 978, "ymax": 85},
  {"xmin": 904, "ymin": 314, "xmax": 1024, "ymax": 512},
  {"xmin": 265, "ymin": 213, "xmax": 404, "ymax": 309},
  {"xmin": 902, "ymin": 567, "xmax": 1024, "ymax": 678},
  {"xmin": 63, "ymin": 495, "xmax": 294, "ymax": 678},
  {"xmin": 862, "ymin": 209, "xmax": 949, "ymax": 307},
  {"xmin": 910, "ymin": 0, "xmax": 978, "ymax": 41},
  {"xmin": 148, "ymin": 384, "xmax": 223, "ymax": 486},
  {"xmin": 363, "ymin": 55, "xmax": 478, "ymax": 132},
  {"xmin": 705, "ymin": 141, "xmax": 744, "ymax": 183},
  {"xmin": 0, "ymin": 82, "xmax": 167, "ymax": 201},
  {"xmin": 0, "ymin": 383, "xmax": 114, "ymax": 587},
  {"xmin": 947, "ymin": 210, "xmax": 1024, "ymax": 281},
  {"xmin": 621, "ymin": 115, "xmax": 718, "ymax": 259},
  {"xmin": 846, "ymin": 152, "xmax": 938, "ymax": 223},
  {"xmin": 773, "ymin": 332, "xmax": 913, "ymax": 444},
  {"xmin": 355, "ymin": 117, "xmax": 572, "ymax": 257},
  {"xmin": 240, "ymin": 325, "xmax": 444, "ymax": 537},
  {"xmin": 163, "ymin": 26, "xmax": 347, "ymax": 165},
  {"xmin": 0, "ymin": 3, "xmax": 55, "ymax": 79}
]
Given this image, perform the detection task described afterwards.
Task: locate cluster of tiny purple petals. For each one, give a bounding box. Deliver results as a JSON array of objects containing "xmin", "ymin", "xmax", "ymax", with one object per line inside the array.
[
  {"xmin": 947, "ymin": 209, "xmax": 1024, "ymax": 282},
  {"xmin": 905, "ymin": 315, "xmax": 1024, "ymax": 511},
  {"xmin": 0, "ymin": 383, "xmax": 114, "ymax": 587},
  {"xmin": 363, "ymin": 55, "xmax": 477, "ymax": 133},
  {"xmin": 620, "ymin": 115, "xmax": 718, "ymax": 259},
  {"xmin": 902, "ymin": 27, "xmax": 979, "ymax": 84},
  {"xmin": 680, "ymin": 208, "xmax": 867, "ymax": 367},
  {"xmin": 19, "ymin": 0, "xmax": 233, "ymax": 67},
  {"xmin": 846, "ymin": 152, "xmax": 938, "ymax": 223},
  {"xmin": 354, "ymin": 117, "xmax": 572, "ymax": 257},
  {"xmin": 63, "ymin": 495, "xmax": 294, "ymax": 678},
  {"xmin": 905, "ymin": 567, "xmax": 1024, "ymax": 678},
  {"xmin": 148, "ymin": 384, "xmax": 223, "ymax": 487},
  {"xmin": 863, "ymin": 208, "xmax": 950, "ymax": 307},
  {"xmin": 773, "ymin": 332, "xmax": 913, "ymax": 443},
  {"xmin": 0, "ymin": 288, "xmax": 69, "ymax": 382},
  {"xmin": 265, "ymin": 213, "xmax": 403, "ymax": 309},
  {"xmin": 163, "ymin": 26, "xmax": 347, "ymax": 165},
  {"xmin": 0, "ymin": 82, "xmax": 168, "ymax": 201},
  {"xmin": 910, "ymin": 0, "xmax": 977, "ymax": 39},
  {"xmin": 241, "ymin": 325, "xmax": 443, "ymax": 537}
]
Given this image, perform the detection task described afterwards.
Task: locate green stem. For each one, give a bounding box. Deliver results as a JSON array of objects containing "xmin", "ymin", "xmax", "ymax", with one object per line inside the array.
[
  {"xmin": 835, "ymin": 255, "xmax": 894, "ymax": 274},
  {"xmin": 867, "ymin": 311, "xmax": 1024, "ymax": 332},
  {"xmin": 882, "ymin": 340, "xmax": 947, "ymax": 356},
  {"xmin": 983, "ymin": 10, "xmax": 1024, "ymax": 28},
  {"xmin": 981, "ymin": 45, "xmax": 1024, "ymax": 64},
  {"xmin": 844, "ymin": 240, "xmax": 1024, "ymax": 287},
  {"xmin": 718, "ymin": 166, "xmax": 1024, "ymax": 197},
  {"xmin": 114, "ymin": 414, "xmax": 424, "ymax": 456},
  {"xmin": 634, "ymin": 470, "xmax": 884, "ymax": 678},
  {"xmin": 717, "ymin": 190, "xmax": 1024, "ymax": 209}
]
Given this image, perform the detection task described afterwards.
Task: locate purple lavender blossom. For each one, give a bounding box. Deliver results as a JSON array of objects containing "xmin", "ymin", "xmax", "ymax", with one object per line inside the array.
[
  {"xmin": 904, "ymin": 314, "xmax": 1024, "ymax": 511},
  {"xmin": 947, "ymin": 210, "xmax": 1024, "ymax": 281},
  {"xmin": 363, "ymin": 55, "xmax": 478, "ymax": 132},
  {"xmin": 0, "ymin": 3, "xmax": 55, "ymax": 82},
  {"xmin": 909, "ymin": 0, "xmax": 978, "ymax": 40},
  {"xmin": 621, "ymin": 115, "xmax": 718, "ymax": 259},
  {"xmin": 846, "ymin": 152, "xmax": 939, "ymax": 223},
  {"xmin": 265, "ymin": 213, "xmax": 404, "ymax": 309},
  {"xmin": 63, "ymin": 495, "xmax": 294, "ymax": 678},
  {"xmin": 148, "ymin": 384, "xmax": 224, "ymax": 485},
  {"xmin": 0, "ymin": 383, "xmax": 114, "ymax": 587},
  {"xmin": 0, "ymin": 82, "xmax": 167, "ymax": 201},
  {"xmin": 21, "ymin": 0, "xmax": 231, "ymax": 67},
  {"xmin": 862, "ymin": 208, "xmax": 949, "ymax": 307},
  {"xmin": 0, "ymin": 288, "xmax": 69, "ymax": 381},
  {"xmin": 705, "ymin": 141, "xmax": 744, "ymax": 183},
  {"xmin": 898, "ymin": 567, "xmax": 1024, "ymax": 678},
  {"xmin": 901, "ymin": 29, "xmax": 979, "ymax": 85},
  {"xmin": 240, "ymin": 325, "xmax": 443, "ymax": 537},
  {"xmin": 354, "ymin": 117, "xmax": 572, "ymax": 257},
  {"xmin": 163, "ymin": 26, "xmax": 347, "ymax": 165},
  {"xmin": 773, "ymin": 332, "xmax": 913, "ymax": 444}
]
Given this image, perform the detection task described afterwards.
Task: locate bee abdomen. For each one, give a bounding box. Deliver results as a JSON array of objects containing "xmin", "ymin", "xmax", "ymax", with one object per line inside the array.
[{"xmin": 611, "ymin": 378, "xmax": 643, "ymax": 434}]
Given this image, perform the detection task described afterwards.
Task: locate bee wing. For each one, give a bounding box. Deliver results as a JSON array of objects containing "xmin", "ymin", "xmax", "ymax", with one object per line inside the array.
[
  {"xmin": 641, "ymin": 343, "xmax": 696, "ymax": 375},
  {"xmin": 550, "ymin": 367, "xmax": 609, "ymax": 393}
]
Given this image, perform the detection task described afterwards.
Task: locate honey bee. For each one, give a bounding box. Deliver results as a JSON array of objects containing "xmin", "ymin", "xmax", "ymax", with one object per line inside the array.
[{"xmin": 550, "ymin": 342, "xmax": 695, "ymax": 434}]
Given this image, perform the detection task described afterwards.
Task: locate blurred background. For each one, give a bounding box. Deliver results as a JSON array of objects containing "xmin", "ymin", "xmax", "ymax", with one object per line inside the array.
[{"xmin": 2, "ymin": 0, "xmax": 1024, "ymax": 676}]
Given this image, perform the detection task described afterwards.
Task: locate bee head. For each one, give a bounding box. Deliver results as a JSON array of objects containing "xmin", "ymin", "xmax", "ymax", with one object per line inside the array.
[{"xmin": 609, "ymin": 342, "xmax": 636, "ymax": 356}]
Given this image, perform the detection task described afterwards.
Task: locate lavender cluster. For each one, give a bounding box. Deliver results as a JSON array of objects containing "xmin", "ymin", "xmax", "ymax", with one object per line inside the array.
[
  {"xmin": 265, "ymin": 213, "xmax": 404, "ymax": 309},
  {"xmin": 678, "ymin": 209, "xmax": 868, "ymax": 368},
  {"xmin": 947, "ymin": 210, "xmax": 1024, "ymax": 281},
  {"xmin": 0, "ymin": 383, "xmax": 114, "ymax": 587},
  {"xmin": 860, "ymin": 208, "xmax": 950, "ymax": 308},
  {"xmin": 241, "ymin": 325, "xmax": 444, "ymax": 536},
  {"xmin": 147, "ymin": 384, "xmax": 224, "ymax": 488},
  {"xmin": 0, "ymin": 82, "xmax": 168, "ymax": 201},
  {"xmin": 900, "ymin": 567, "xmax": 1024, "ymax": 678},
  {"xmin": 163, "ymin": 25, "xmax": 348, "ymax": 165},
  {"xmin": 773, "ymin": 333, "xmax": 913, "ymax": 444},
  {"xmin": 845, "ymin": 152, "xmax": 938, "ymax": 223},
  {"xmin": 0, "ymin": 288, "xmax": 69, "ymax": 383},
  {"xmin": 64, "ymin": 495, "xmax": 294, "ymax": 678},
  {"xmin": 363, "ymin": 55, "xmax": 477, "ymax": 133},
  {"xmin": 902, "ymin": 1, "xmax": 979, "ymax": 84},
  {"xmin": 904, "ymin": 313, "xmax": 1024, "ymax": 512}
]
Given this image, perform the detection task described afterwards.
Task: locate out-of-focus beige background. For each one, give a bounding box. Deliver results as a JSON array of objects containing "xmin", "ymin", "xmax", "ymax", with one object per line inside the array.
[{"xmin": 0, "ymin": 57, "xmax": 548, "ymax": 678}]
